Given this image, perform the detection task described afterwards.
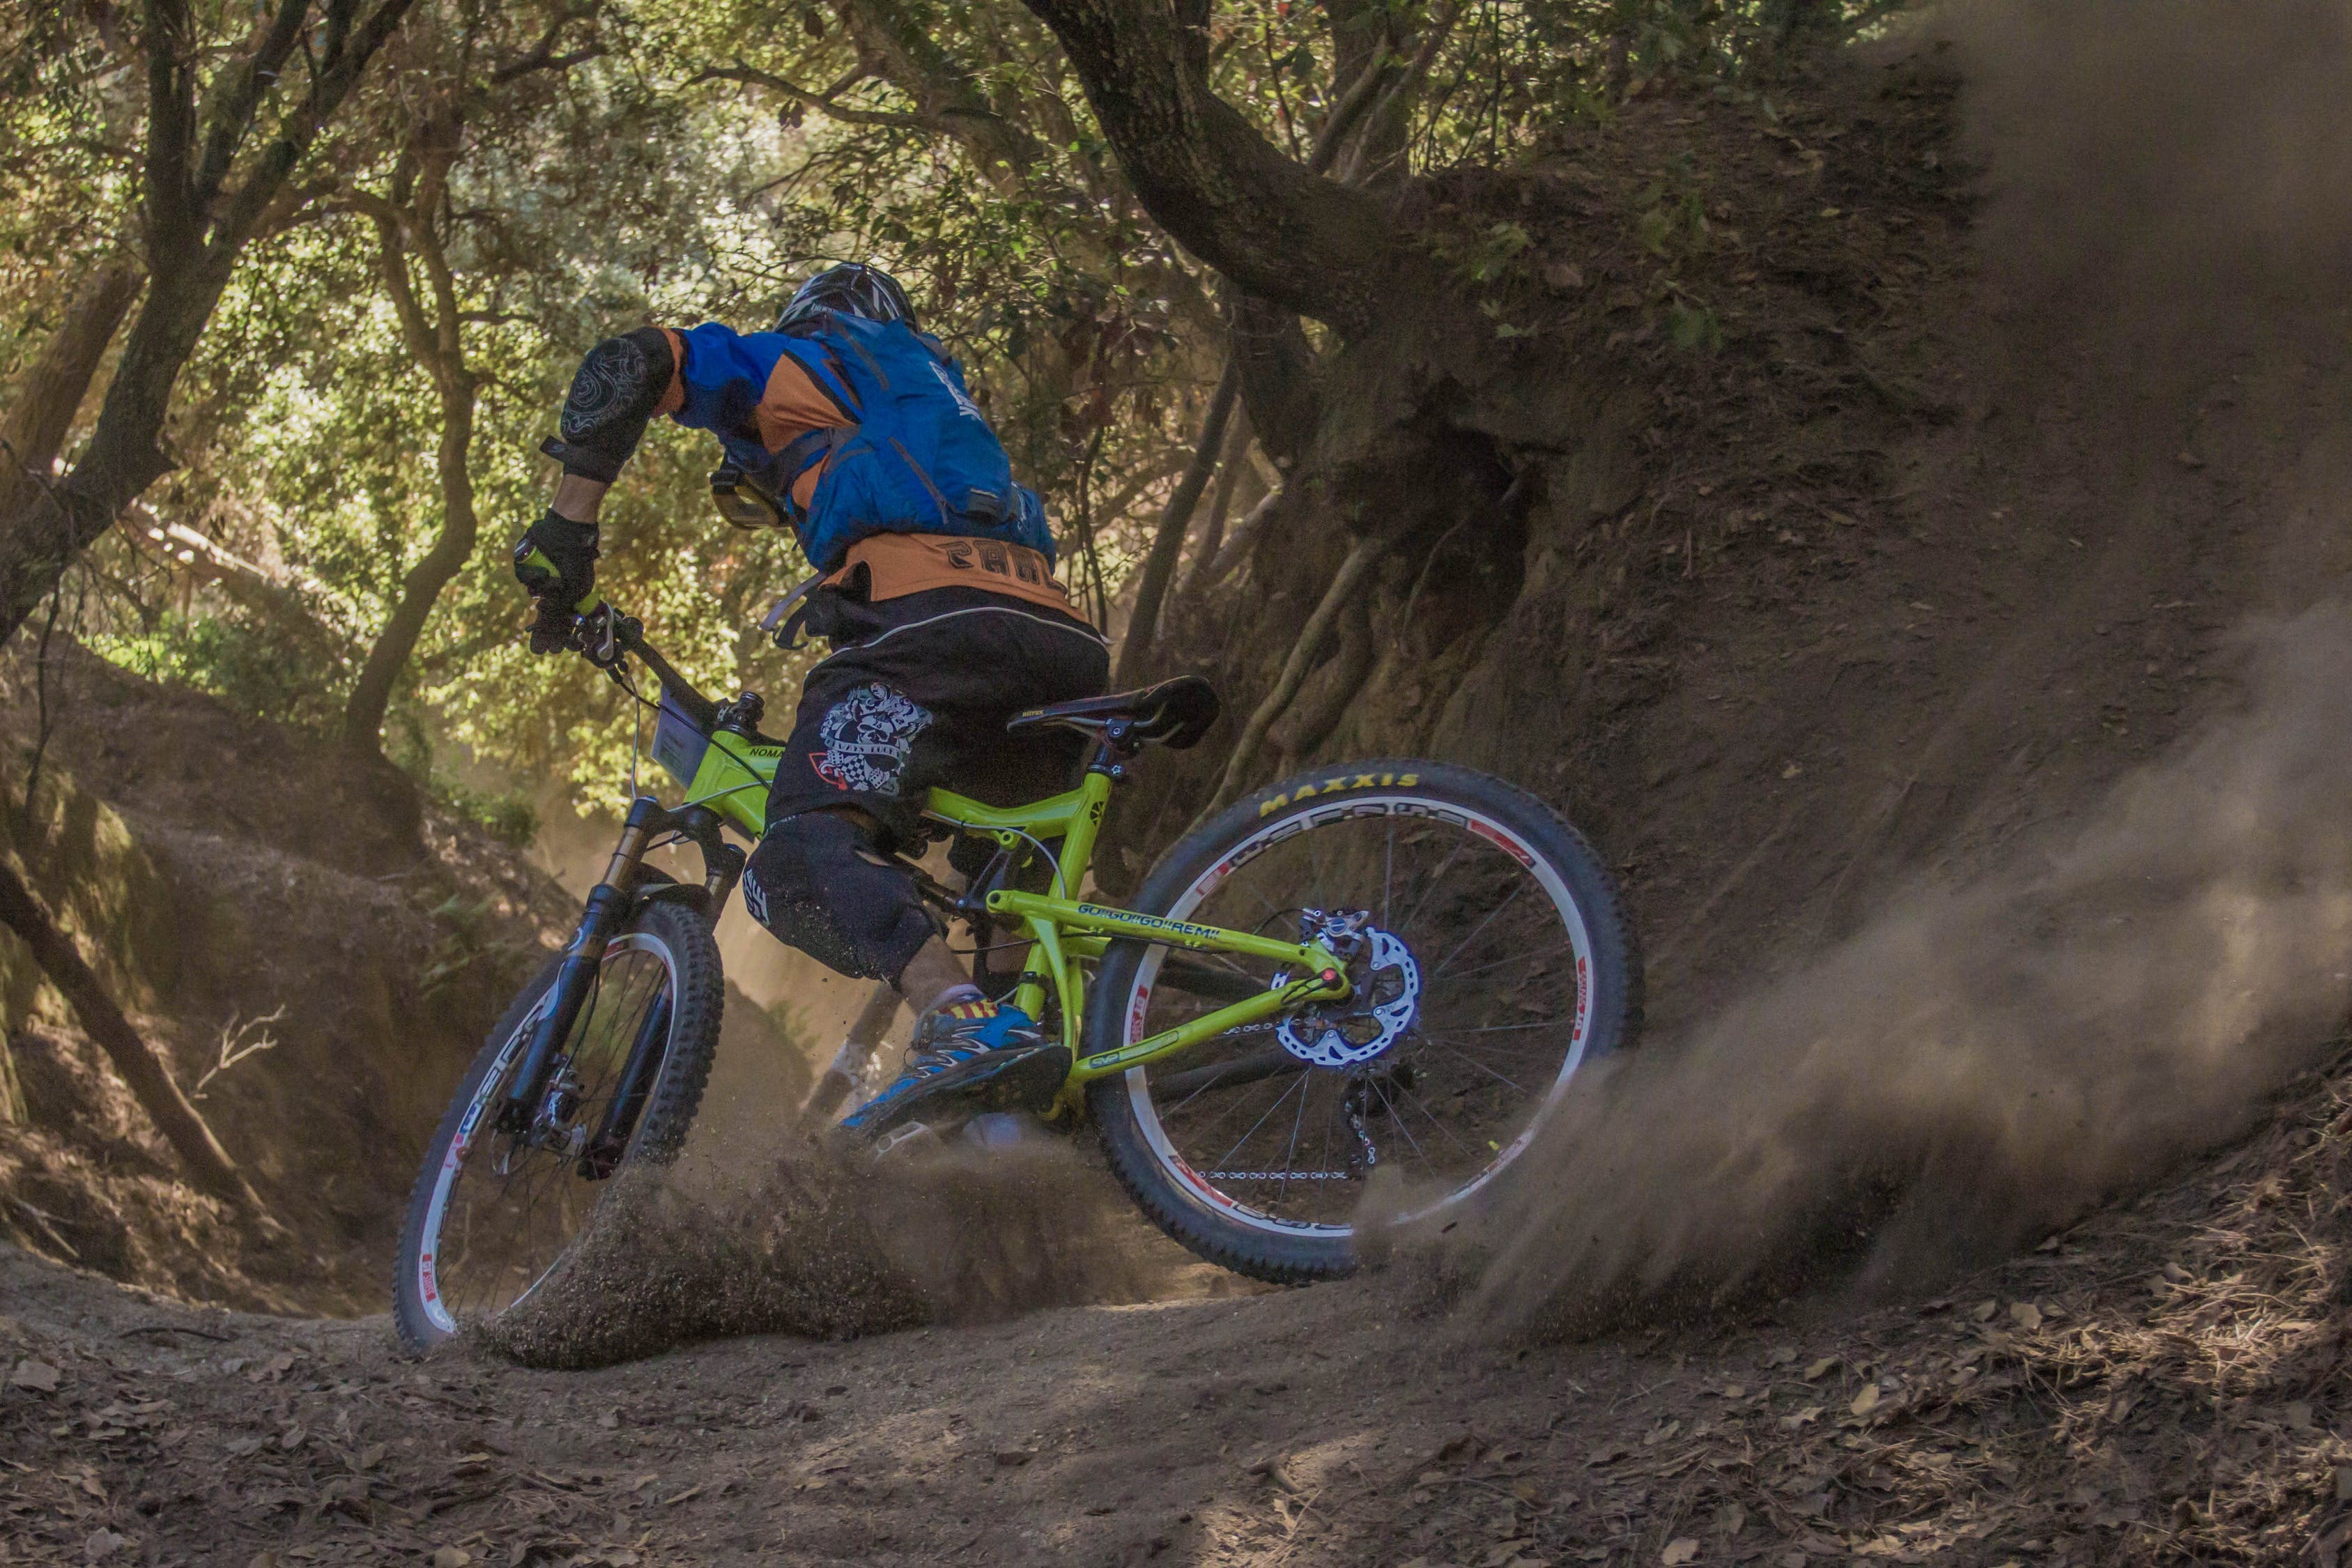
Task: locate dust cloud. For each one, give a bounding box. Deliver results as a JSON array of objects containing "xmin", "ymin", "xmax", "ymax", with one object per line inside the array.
[
  {"xmin": 1430, "ymin": 604, "xmax": 2352, "ymax": 1336},
  {"xmin": 1954, "ymin": 0, "xmax": 2352, "ymax": 346},
  {"xmin": 479, "ymin": 1135, "xmax": 1197, "ymax": 1369},
  {"xmin": 1418, "ymin": 1, "xmax": 2352, "ymax": 1338}
]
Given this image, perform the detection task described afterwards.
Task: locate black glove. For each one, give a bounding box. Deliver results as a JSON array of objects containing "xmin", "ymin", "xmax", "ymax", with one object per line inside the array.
[{"xmin": 512, "ymin": 509, "xmax": 600, "ymax": 654}]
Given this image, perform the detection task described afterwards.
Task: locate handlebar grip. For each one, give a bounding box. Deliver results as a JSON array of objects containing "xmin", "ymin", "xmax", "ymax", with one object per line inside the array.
[
  {"xmin": 514, "ymin": 544, "xmax": 558, "ymax": 590},
  {"xmin": 515, "ymin": 546, "xmax": 599, "ymax": 611}
]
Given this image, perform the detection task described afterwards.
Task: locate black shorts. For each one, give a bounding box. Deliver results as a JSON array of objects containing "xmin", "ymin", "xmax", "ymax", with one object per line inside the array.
[{"xmin": 766, "ymin": 585, "xmax": 1110, "ymax": 848}]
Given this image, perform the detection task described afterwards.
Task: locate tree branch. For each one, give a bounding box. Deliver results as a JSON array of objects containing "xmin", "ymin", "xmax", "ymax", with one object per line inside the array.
[
  {"xmin": 1202, "ymin": 531, "xmax": 1390, "ymax": 818},
  {"xmin": 1308, "ymin": 46, "xmax": 1392, "ymax": 176},
  {"xmin": 1188, "ymin": 483, "xmax": 1281, "ymax": 592},
  {"xmin": 838, "ymin": 0, "xmax": 1054, "ymax": 182},
  {"xmin": 140, "ymin": 0, "xmax": 201, "ymax": 252},
  {"xmin": 690, "ymin": 62, "xmax": 930, "ymax": 130},
  {"xmin": 190, "ymin": 0, "xmax": 311, "ymax": 211},
  {"xmin": 1338, "ymin": 0, "xmax": 1460, "ymax": 187},
  {"xmin": 343, "ymin": 192, "xmax": 443, "ymax": 378},
  {"xmin": 0, "ymin": 852, "xmax": 269, "ymax": 1217},
  {"xmin": 489, "ymin": 8, "xmax": 605, "ymax": 85},
  {"xmin": 1115, "ymin": 356, "xmax": 1238, "ymax": 688},
  {"xmin": 207, "ymin": 0, "xmax": 422, "ymax": 256}
]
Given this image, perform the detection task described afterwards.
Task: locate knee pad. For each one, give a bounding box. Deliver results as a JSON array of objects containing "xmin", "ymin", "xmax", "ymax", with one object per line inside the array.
[{"xmin": 741, "ymin": 811, "xmax": 936, "ymax": 983}]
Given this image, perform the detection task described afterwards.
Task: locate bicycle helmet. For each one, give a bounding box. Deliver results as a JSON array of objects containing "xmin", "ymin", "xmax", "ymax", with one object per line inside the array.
[{"xmin": 774, "ymin": 263, "xmax": 918, "ymax": 332}]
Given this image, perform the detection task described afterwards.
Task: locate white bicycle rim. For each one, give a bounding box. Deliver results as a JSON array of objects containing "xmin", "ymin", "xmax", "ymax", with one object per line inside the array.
[
  {"xmin": 1120, "ymin": 796, "xmax": 1599, "ymax": 1241},
  {"xmin": 412, "ymin": 932, "xmax": 677, "ymax": 1337}
]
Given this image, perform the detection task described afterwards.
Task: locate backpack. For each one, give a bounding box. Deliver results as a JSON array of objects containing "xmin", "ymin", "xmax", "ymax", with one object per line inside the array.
[{"xmin": 770, "ymin": 314, "xmax": 1054, "ymax": 573}]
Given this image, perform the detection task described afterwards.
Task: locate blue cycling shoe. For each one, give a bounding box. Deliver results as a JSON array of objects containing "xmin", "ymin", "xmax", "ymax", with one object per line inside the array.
[{"xmin": 836, "ymin": 1001, "xmax": 1070, "ymax": 1142}]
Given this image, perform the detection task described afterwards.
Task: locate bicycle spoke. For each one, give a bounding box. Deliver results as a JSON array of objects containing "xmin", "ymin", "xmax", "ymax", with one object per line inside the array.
[
  {"xmin": 428, "ymin": 941, "xmax": 679, "ymax": 1329},
  {"xmin": 1382, "ymin": 820, "xmax": 1395, "ymax": 930},
  {"xmin": 1395, "ymin": 1079, "xmax": 1476, "ymax": 1157},
  {"xmin": 1278, "ymin": 1069, "xmax": 1312, "ymax": 1204},
  {"xmin": 1425, "ymin": 1040, "xmax": 1529, "ymax": 1094},
  {"xmin": 1305, "ymin": 812, "xmax": 1328, "ymax": 907},
  {"xmin": 1369, "ymin": 1077, "xmax": 1430, "ymax": 1169},
  {"xmin": 1396, "ymin": 838, "xmax": 1469, "ymax": 940},
  {"xmin": 1214, "ymin": 1070, "xmax": 1309, "ymax": 1171},
  {"xmin": 1428, "ymin": 882, "xmax": 1527, "ymax": 981},
  {"xmin": 1171, "ymin": 1070, "xmax": 1299, "ymax": 1147},
  {"xmin": 1422, "ymin": 945, "xmax": 1563, "ymax": 987}
]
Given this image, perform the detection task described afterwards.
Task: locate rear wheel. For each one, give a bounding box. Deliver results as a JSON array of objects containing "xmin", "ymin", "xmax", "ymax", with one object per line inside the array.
[
  {"xmin": 1086, "ymin": 760, "xmax": 1639, "ymax": 1283},
  {"xmin": 392, "ymin": 900, "xmax": 723, "ymax": 1348}
]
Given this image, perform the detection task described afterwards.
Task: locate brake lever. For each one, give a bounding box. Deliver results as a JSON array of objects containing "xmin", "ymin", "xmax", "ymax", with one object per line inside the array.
[{"xmin": 573, "ymin": 603, "xmax": 622, "ymax": 668}]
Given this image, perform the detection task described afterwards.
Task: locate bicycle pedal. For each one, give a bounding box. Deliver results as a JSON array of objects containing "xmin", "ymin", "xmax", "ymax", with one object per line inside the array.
[{"xmin": 869, "ymin": 1121, "xmax": 939, "ymax": 1162}]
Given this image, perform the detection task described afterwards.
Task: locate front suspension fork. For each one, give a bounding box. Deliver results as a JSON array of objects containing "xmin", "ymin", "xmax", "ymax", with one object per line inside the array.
[
  {"xmin": 578, "ymin": 990, "xmax": 670, "ymax": 1177},
  {"xmin": 500, "ymin": 797, "xmax": 668, "ymax": 1134},
  {"xmin": 498, "ymin": 796, "xmax": 748, "ymax": 1146}
]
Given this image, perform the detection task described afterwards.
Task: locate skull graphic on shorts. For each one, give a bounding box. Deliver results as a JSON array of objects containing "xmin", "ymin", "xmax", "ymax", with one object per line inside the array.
[{"xmin": 812, "ymin": 683, "xmax": 934, "ymax": 795}]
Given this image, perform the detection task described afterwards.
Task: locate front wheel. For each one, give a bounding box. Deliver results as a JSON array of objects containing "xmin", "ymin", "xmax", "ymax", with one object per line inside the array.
[
  {"xmin": 1086, "ymin": 759, "xmax": 1640, "ymax": 1284},
  {"xmin": 392, "ymin": 899, "xmax": 723, "ymax": 1348}
]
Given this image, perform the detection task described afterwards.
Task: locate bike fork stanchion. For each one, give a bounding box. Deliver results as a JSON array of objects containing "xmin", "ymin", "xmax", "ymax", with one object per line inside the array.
[
  {"xmin": 579, "ymin": 990, "xmax": 671, "ymax": 1178},
  {"xmin": 502, "ymin": 794, "xmax": 672, "ymax": 1131}
]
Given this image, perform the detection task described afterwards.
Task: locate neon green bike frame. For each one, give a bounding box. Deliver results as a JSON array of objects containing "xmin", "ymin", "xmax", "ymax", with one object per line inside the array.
[{"xmin": 673, "ymin": 725, "xmax": 1350, "ymax": 1096}]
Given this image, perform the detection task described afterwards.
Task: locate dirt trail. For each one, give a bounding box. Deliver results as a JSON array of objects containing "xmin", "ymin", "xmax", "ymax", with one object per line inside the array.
[{"xmin": 8, "ymin": 1038, "xmax": 2352, "ymax": 1566}]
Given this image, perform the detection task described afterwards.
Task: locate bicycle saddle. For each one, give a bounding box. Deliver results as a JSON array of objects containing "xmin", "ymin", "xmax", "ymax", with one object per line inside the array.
[{"xmin": 1006, "ymin": 675, "xmax": 1222, "ymax": 750}]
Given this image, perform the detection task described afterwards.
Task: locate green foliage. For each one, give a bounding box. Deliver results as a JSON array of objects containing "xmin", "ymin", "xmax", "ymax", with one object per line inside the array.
[
  {"xmin": 86, "ymin": 615, "xmax": 348, "ymax": 736},
  {"xmin": 429, "ymin": 779, "xmax": 541, "ymax": 850},
  {"xmin": 6, "ymin": 0, "xmax": 1897, "ymax": 835}
]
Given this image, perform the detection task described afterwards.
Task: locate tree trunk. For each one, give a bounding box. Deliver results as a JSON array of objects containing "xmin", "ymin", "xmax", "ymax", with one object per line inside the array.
[
  {"xmin": 128, "ymin": 506, "xmax": 348, "ymax": 658},
  {"xmin": 344, "ymin": 370, "xmax": 478, "ymax": 748},
  {"xmin": 1227, "ymin": 294, "xmax": 1323, "ymax": 466},
  {"xmin": 0, "ymin": 245, "xmax": 230, "ymax": 644},
  {"xmin": 0, "ymin": 0, "xmax": 420, "ymax": 654},
  {"xmin": 0, "ymin": 854, "xmax": 267, "ymax": 1214},
  {"xmin": 1269, "ymin": 590, "xmax": 1376, "ymax": 764},
  {"xmin": 0, "ymin": 262, "xmax": 143, "ymax": 509},
  {"xmin": 1016, "ymin": 0, "xmax": 1415, "ymax": 336},
  {"xmin": 1114, "ymin": 358, "xmax": 1238, "ymax": 689},
  {"xmin": 1185, "ymin": 405, "xmax": 1254, "ymax": 588},
  {"xmin": 1204, "ymin": 531, "xmax": 1390, "ymax": 816}
]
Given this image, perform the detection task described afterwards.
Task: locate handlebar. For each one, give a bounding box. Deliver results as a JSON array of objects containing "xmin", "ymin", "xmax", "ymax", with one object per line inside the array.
[{"xmin": 570, "ymin": 603, "xmax": 718, "ymax": 731}]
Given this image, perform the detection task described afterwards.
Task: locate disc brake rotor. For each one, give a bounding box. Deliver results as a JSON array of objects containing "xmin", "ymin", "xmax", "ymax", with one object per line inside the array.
[{"xmin": 1277, "ymin": 926, "xmax": 1421, "ymax": 1068}]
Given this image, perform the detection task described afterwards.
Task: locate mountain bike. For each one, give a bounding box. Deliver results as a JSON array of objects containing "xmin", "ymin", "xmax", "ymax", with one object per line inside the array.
[{"xmin": 392, "ymin": 604, "xmax": 1639, "ymax": 1348}]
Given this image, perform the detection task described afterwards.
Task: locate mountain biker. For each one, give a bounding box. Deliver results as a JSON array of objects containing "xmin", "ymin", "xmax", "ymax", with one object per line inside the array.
[{"xmin": 512, "ymin": 263, "xmax": 1106, "ymax": 1137}]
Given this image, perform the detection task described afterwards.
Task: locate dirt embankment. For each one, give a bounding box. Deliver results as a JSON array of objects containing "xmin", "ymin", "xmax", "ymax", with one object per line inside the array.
[{"xmin": 0, "ymin": 646, "xmax": 810, "ymax": 1315}]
